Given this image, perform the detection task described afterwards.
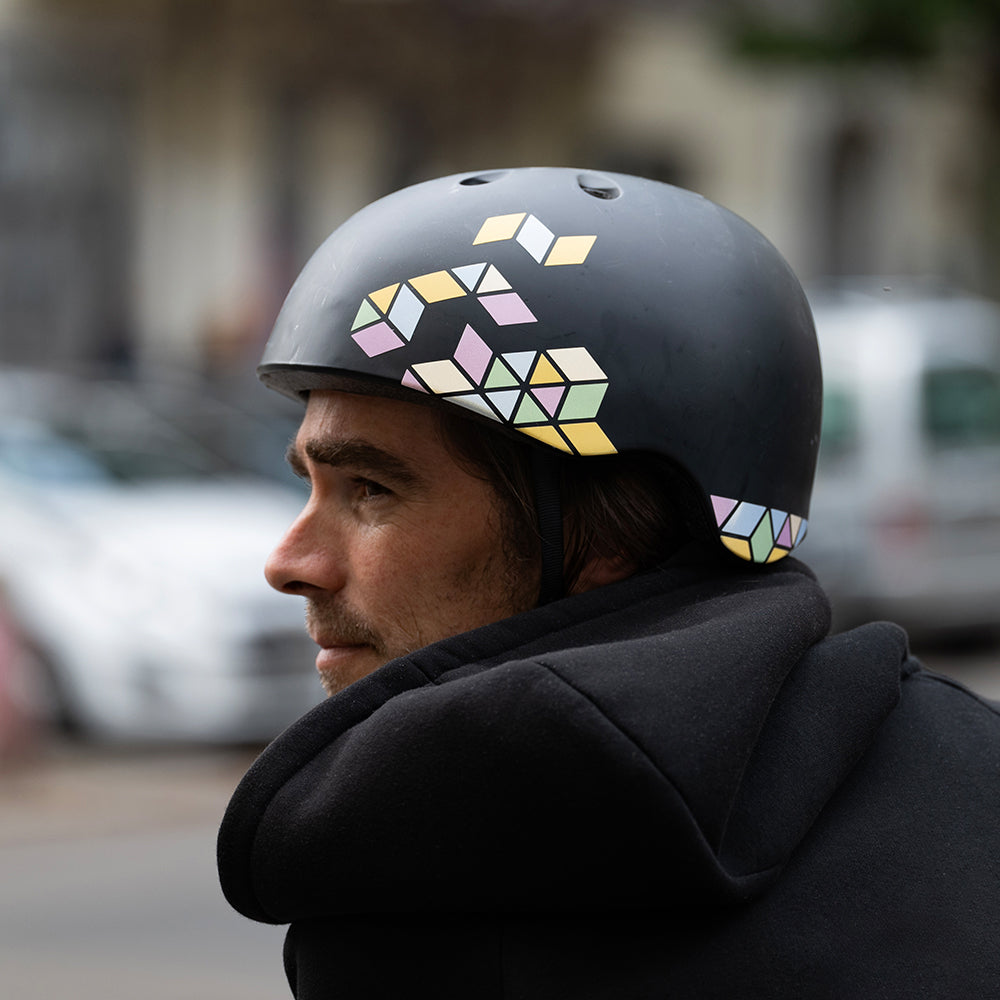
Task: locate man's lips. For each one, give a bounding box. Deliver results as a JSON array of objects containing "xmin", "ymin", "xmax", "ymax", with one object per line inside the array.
[{"xmin": 313, "ymin": 640, "xmax": 371, "ymax": 669}]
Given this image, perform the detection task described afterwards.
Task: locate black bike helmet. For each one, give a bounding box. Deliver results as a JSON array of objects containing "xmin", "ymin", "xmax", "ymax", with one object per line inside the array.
[{"xmin": 259, "ymin": 167, "xmax": 821, "ymax": 573}]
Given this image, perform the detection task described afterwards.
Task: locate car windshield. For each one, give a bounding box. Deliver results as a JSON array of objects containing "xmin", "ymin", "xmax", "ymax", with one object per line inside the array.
[
  {"xmin": 818, "ymin": 383, "xmax": 860, "ymax": 462},
  {"xmin": 0, "ymin": 425, "xmax": 109, "ymax": 484},
  {"xmin": 0, "ymin": 422, "xmax": 219, "ymax": 485},
  {"xmin": 0, "ymin": 372, "xmax": 302, "ymax": 487},
  {"xmin": 923, "ymin": 365, "xmax": 1000, "ymax": 449}
]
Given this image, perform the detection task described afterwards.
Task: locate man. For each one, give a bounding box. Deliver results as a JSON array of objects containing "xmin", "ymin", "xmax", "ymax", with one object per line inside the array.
[{"xmin": 219, "ymin": 168, "xmax": 1000, "ymax": 997}]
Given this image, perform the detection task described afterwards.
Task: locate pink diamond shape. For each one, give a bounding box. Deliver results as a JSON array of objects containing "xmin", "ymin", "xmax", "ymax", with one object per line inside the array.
[
  {"xmin": 352, "ymin": 322, "xmax": 404, "ymax": 357},
  {"xmin": 453, "ymin": 325, "xmax": 493, "ymax": 384},
  {"xmin": 479, "ymin": 292, "xmax": 537, "ymax": 326}
]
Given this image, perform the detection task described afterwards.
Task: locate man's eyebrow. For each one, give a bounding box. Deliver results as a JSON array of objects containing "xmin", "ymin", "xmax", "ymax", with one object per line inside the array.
[{"xmin": 285, "ymin": 438, "xmax": 424, "ymax": 489}]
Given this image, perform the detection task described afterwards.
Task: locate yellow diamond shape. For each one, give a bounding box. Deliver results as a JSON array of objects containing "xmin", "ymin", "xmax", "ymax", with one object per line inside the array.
[
  {"xmin": 559, "ymin": 421, "xmax": 617, "ymax": 456},
  {"xmin": 545, "ymin": 234, "xmax": 597, "ymax": 266},
  {"xmin": 409, "ymin": 270, "xmax": 467, "ymax": 304},
  {"xmin": 473, "ymin": 213, "xmax": 526, "ymax": 245},
  {"xmin": 369, "ymin": 283, "xmax": 400, "ymax": 313},
  {"xmin": 518, "ymin": 424, "xmax": 573, "ymax": 453},
  {"xmin": 721, "ymin": 536, "xmax": 753, "ymax": 561}
]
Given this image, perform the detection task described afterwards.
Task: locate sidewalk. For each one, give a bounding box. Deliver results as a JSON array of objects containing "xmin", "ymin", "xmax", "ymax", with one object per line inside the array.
[{"xmin": 0, "ymin": 744, "xmax": 258, "ymax": 847}]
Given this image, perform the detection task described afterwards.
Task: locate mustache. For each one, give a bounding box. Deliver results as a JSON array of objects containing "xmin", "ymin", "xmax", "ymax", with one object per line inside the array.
[{"xmin": 305, "ymin": 599, "xmax": 383, "ymax": 649}]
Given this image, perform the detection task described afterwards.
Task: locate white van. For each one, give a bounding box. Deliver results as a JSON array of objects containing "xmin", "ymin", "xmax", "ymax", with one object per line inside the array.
[{"xmin": 800, "ymin": 280, "xmax": 1000, "ymax": 638}]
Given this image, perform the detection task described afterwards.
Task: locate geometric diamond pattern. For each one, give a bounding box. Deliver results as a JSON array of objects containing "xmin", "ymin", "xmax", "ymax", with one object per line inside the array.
[
  {"xmin": 349, "ymin": 210, "xmax": 598, "ymax": 358},
  {"xmin": 350, "ymin": 262, "xmax": 537, "ymax": 357},
  {"xmin": 342, "ymin": 206, "xmax": 802, "ymax": 566},
  {"xmin": 712, "ymin": 494, "xmax": 807, "ymax": 564},
  {"xmin": 473, "ymin": 212, "xmax": 597, "ymax": 268},
  {"xmin": 403, "ymin": 324, "xmax": 616, "ymax": 456}
]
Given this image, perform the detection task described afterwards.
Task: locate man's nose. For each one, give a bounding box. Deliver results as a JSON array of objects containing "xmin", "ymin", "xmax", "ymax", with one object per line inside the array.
[{"xmin": 264, "ymin": 507, "xmax": 345, "ymax": 595}]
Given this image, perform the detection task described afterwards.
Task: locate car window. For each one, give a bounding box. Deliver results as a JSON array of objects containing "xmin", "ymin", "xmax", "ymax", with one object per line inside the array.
[
  {"xmin": 0, "ymin": 427, "xmax": 110, "ymax": 484},
  {"xmin": 922, "ymin": 365, "xmax": 1000, "ymax": 449},
  {"xmin": 818, "ymin": 383, "xmax": 859, "ymax": 462}
]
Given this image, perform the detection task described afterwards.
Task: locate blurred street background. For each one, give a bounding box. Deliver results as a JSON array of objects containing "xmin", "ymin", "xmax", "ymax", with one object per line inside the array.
[{"xmin": 1, "ymin": 0, "xmax": 1000, "ymax": 996}]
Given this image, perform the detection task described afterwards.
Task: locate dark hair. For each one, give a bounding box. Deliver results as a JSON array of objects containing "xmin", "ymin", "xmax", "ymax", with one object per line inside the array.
[{"xmin": 436, "ymin": 411, "xmax": 691, "ymax": 594}]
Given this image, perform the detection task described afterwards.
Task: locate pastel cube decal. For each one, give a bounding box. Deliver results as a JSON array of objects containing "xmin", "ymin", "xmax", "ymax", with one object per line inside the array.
[
  {"xmin": 351, "ymin": 299, "xmax": 380, "ymax": 331},
  {"xmin": 449, "ymin": 393, "xmax": 502, "ymax": 422},
  {"xmin": 352, "ymin": 322, "xmax": 404, "ymax": 357},
  {"xmin": 711, "ymin": 495, "xmax": 738, "ymax": 526},
  {"xmin": 410, "ymin": 359, "xmax": 473, "ymax": 394},
  {"xmin": 529, "ymin": 355, "xmax": 563, "ymax": 385},
  {"xmin": 388, "ymin": 285, "xmax": 425, "ymax": 340},
  {"xmin": 561, "ymin": 422, "xmax": 616, "ymax": 456},
  {"xmin": 548, "ymin": 347, "xmax": 607, "ymax": 381},
  {"xmin": 558, "ymin": 383, "xmax": 607, "ymax": 420},
  {"xmin": 453, "ymin": 263, "xmax": 487, "ymax": 290},
  {"xmin": 477, "ymin": 265, "xmax": 511, "ymax": 294},
  {"xmin": 485, "ymin": 357, "xmax": 519, "ymax": 389},
  {"xmin": 479, "ymin": 292, "xmax": 536, "ymax": 326},
  {"xmin": 516, "ymin": 215, "xmax": 555, "ymax": 263},
  {"xmin": 712, "ymin": 493, "xmax": 807, "ymax": 564},
  {"xmin": 545, "ymin": 234, "xmax": 597, "ymax": 267},
  {"xmin": 403, "ymin": 334, "xmax": 615, "ymax": 457},
  {"xmin": 770, "ymin": 509, "xmax": 788, "ymax": 537},
  {"xmin": 750, "ymin": 515, "xmax": 775, "ymax": 563},
  {"xmin": 514, "ymin": 394, "xmax": 548, "ymax": 425},
  {"xmin": 401, "ymin": 369, "xmax": 428, "ymax": 393},
  {"xmin": 370, "ymin": 284, "xmax": 400, "ymax": 313},
  {"xmin": 410, "ymin": 270, "xmax": 466, "ymax": 304},
  {"xmin": 471, "ymin": 211, "xmax": 596, "ymax": 268},
  {"xmin": 453, "ymin": 325, "xmax": 493, "ymax": 383},
  {"xmin": 474, "ymin": 213, "xmax": 526, "ymax": 244},
  {"xmin": 776, "ymin": 516, "xmax": 794, "ymax": 549},
  {"xmin": 502, "ymin": 351, "xmax": 536, "ymax": 380},
  {"xmin": 721, "ymin": 536, "xmax": 753, "ymax": 561},
  {"xmin": 791, "ymin": 515, "xmax": 805, "ymax": 546},
  {"xmin": 520, "ymin": 424, "xmax": 573, "ymax": 453},
  {"xmin": 531, "ymin": 385, "xmax": 566, "ymax": 417},
  {"xmin": 722, "ymin": 501, "xmax": 767, "ymax": 538},
  {"xmin": 347, "ymin": 210, "xmax": 598, "ymax": 358},
  {"xmin": 485, "ymin": 389, "xmax": 520, "ymax": 419}
]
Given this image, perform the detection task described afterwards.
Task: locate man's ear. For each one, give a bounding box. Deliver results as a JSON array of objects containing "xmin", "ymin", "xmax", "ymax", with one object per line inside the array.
[{"xmin": 569, "ymin": 552, "xmax": 636, "ymax": 595}]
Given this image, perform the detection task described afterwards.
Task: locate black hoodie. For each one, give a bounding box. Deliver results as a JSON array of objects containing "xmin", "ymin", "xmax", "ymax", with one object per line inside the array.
[{"xmin": 218, "ymin": 552, "xmax": 1000, "ymax": 998}]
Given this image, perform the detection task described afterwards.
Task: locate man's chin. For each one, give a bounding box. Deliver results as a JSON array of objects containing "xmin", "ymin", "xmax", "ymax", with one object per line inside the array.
[{"xmin": 316, "ymin": 644, "xmax": 386, "ymax": 696}]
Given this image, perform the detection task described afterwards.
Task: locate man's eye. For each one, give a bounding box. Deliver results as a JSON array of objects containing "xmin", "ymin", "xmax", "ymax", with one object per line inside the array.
[{"xmin": 357, "ymin": 478, "xmax": 390, "ymax": 499}]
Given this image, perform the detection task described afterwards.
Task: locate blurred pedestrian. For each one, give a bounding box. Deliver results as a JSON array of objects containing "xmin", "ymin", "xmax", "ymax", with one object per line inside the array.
[{"xmin": 218, "ymin": 168, "xmax": 1000, "ymax": 997}]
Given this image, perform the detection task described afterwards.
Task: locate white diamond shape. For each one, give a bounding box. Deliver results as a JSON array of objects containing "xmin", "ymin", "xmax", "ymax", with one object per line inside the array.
[{"xmin": 516, "ymin": 215, "xmax": 555, "ymax": 263}]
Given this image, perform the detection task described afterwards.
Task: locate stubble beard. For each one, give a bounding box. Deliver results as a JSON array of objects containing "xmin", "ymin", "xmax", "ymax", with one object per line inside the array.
[
  {"xmin": 303, "ymin": 519, "xmax": 540, "ymax": 698},
  {"xmin": 305, "ymin": 600, "xmax": 387, "ymax": 697}
]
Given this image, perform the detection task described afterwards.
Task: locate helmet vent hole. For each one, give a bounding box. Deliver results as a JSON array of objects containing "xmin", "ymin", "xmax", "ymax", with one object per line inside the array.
[
  {"xmin": 460, "ymin": 171, "xmax": 509, "ymax": 186},
  {"xmin": 577, "ymin": 172, "xmax": 621, "ymax": 199}
]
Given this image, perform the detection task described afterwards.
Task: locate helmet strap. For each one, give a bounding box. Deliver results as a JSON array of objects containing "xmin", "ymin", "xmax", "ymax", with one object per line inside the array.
[{"xmin": 529, "ymin": 449, "xmax": 565, "ymax": 604}]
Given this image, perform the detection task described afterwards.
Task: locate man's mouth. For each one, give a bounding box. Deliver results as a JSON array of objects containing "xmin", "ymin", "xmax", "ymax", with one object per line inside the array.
[{"xmin": 315, "ymin": 642, "xmax": 368, "ymax": 667}]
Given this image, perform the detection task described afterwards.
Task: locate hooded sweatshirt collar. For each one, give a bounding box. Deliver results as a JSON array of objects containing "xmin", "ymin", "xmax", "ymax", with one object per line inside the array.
[{"xmin": 219, "ymin": 551, "xmax": 904, "ymax": 924}]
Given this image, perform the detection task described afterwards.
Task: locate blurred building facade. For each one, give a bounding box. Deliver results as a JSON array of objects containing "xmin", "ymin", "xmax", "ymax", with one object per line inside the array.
[{"xmin": 0, "ymin": 0, "xmax": 993, "ymax": 376}]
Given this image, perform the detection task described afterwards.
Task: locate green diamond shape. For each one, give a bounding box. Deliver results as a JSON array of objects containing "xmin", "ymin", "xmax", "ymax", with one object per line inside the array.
[{"xmin": 558, "ymin": 382, "xmax": 608, "ymax": 420}]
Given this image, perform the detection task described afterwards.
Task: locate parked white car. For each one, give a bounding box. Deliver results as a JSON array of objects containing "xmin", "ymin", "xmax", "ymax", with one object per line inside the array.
[
  {"xmin": 0, "ymin": 370, "xmax": 321, "ymax": 742},
  {"xmin": 801, "ymin": 280, "xmax": 1000, "ymax": 638}
]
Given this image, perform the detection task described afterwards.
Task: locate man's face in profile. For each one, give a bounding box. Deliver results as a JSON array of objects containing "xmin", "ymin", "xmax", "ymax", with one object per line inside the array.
[{"xmin": 265, "ymin": 390, "xmax": 539, "ymax": 695}]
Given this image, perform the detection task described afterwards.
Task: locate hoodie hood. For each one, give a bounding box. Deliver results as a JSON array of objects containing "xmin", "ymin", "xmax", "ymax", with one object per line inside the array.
[{"xmin": 218, "ymin": 551, "xmax": 905, "ymax": 924}]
